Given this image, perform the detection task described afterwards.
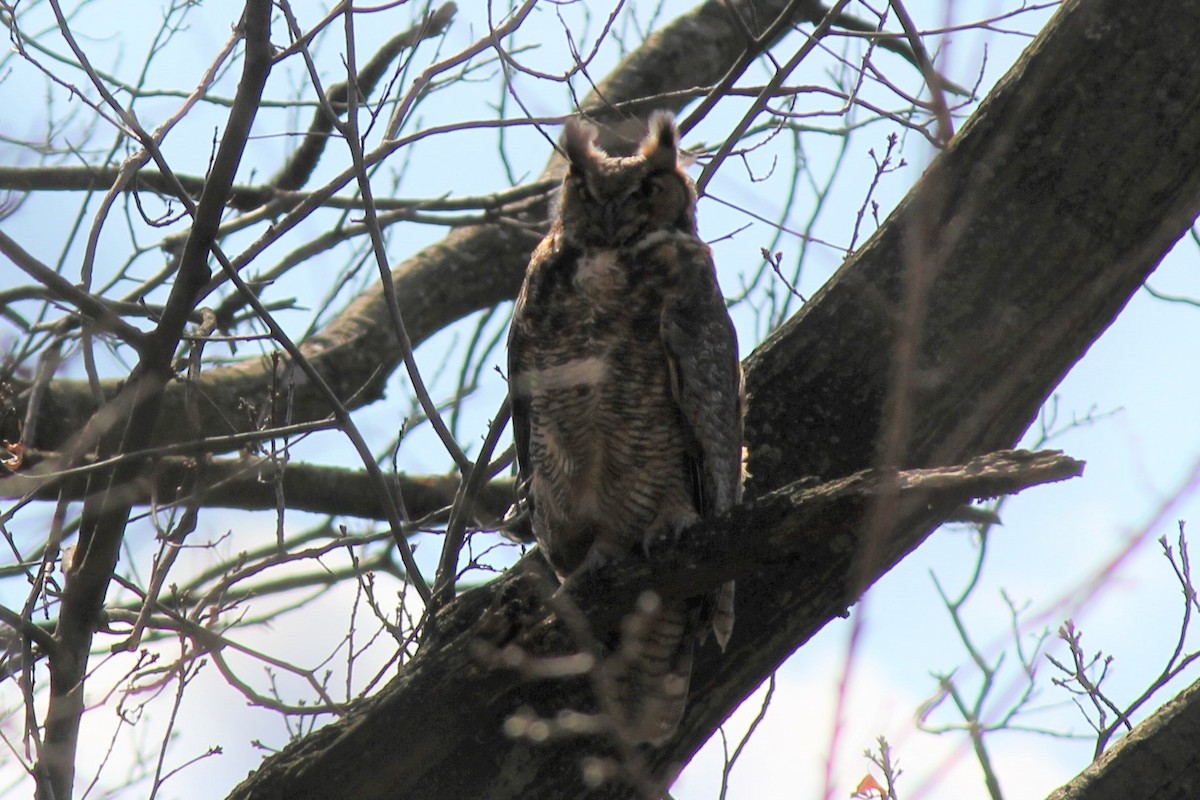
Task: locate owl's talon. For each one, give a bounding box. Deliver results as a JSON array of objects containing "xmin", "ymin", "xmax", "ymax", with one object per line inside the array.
[
  {"xmin": 642, "ymin": 518, "xmax": 691, "ymax": 561},
  {"xmin": 584, "ymin": 548, "xmax": 612, "ymax": 573},
  {"xmin": 641, "ymin": 533, "xmax": 662, "ymax": 561}
]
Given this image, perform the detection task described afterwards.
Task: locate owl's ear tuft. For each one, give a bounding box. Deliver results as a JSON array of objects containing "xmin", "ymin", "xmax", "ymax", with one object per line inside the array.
[
  {"xmin": 563, "ymin": 118, "xmax": 598, "ymax": 171},
  {"xmin": 642, "ymin": 111, "xmax": 679, "ymax": 168}
]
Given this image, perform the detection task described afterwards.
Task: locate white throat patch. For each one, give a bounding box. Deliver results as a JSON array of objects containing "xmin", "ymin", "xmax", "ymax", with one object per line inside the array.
[{"xmin": 574, "ymin": 249, "xmax": 621, "ymax": 299}]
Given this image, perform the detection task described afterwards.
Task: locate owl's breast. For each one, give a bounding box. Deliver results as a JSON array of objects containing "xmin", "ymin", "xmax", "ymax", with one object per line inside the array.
[{"xmin": 519, "ymin": 347, "xmax": 694, "ymax": 577}]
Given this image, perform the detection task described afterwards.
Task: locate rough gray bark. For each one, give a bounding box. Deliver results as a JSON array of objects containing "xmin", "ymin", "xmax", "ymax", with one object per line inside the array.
[
  {"xmin": 1046, "ymin": 678, "xmax": 1200, "ymax": 800},
  {"xmin": 225, "ymin": 0, "xmax": 1200, "ymax": 798}
]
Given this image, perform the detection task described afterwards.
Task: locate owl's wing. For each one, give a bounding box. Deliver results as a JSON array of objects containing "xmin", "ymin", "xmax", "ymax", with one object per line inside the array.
[
  {"xmin": 661, "ymin": 247, "xmax": 743, "ymax": 518},
  {"xmin": 662, "ymin": 244, "xmax": 741, "ymax": 651}
]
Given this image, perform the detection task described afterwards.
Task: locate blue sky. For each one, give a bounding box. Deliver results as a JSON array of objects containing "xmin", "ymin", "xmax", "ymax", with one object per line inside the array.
[{"xmin": 2, "ymin": 2, "xmax": 1199, "ymax": 798}]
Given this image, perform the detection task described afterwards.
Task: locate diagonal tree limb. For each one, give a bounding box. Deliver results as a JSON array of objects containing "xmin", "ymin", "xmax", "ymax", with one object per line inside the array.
[
  {"xmin": 0, "ymin": 230, "xmax": 147, "ymax": 346},
  {"xmin": 1045, "ymin": 676, "xmax": 1200, "ymax": 800},
  {"xmin": 676, "ymin": 0, "xmax": 1200, "ymax": 795},
  {"xmin": 557, "ymin": 450, "xmax": 1083, "ymax": 630}
]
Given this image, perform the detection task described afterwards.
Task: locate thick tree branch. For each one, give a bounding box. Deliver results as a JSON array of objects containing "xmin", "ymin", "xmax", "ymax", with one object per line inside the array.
[
  {"xmin": 2, "ymin": 449, "xmax": 515, "ymax": 524},
  {"xmin": 228, "ymin": 451, "xmax": 1080, "ymax": 800},
  {"xmin": 1045, "ymin": 677, "xmax": 1200, "ymax": 800},
  {"xmin": 0, "ymin": 164, "xmax": 547, "ymax": 213},
  {"xmin": 560, "ymin": 450, "xmax": 1081, "ymax": 628}
]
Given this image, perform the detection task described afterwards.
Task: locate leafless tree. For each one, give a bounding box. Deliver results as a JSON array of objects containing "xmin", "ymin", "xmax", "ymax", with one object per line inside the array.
[{"xmin": 1, "ymin": 1, "xmax": 1198, "ymax": 799}]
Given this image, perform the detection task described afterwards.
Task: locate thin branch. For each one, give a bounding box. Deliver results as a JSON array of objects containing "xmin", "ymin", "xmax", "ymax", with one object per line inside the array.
[
  {"xmin": 270, "ymin": 2, "xmax": 457, "ymax": 191},
  {"xmin": 0, "ymin": 230, "xmax": 146, "ymax": 346},
  {"xmin": 886, "ymin": 0, "xmax": 953, "ymax": 144},
  {"xmin": 696, "ymin": 0, "xmax": 854, "ymax": 195},
  {"xmin": 431, "ymin": 397, "xmax": 512, "ymax": 614},
  {"xmin": 0, "ymin": 603, "xmax": 59, "ymax": 657}
]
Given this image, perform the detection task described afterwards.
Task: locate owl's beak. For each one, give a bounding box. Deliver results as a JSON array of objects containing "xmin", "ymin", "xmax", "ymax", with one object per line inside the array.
[{"xmin": 601, "ymin": 203, "xmax": 621, "ymax": 240}]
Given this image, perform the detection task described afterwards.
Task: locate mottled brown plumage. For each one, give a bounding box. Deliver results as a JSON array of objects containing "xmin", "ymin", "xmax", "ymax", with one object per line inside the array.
[{"xmin": 507, "ymin": 113, "xmax": 743, "ymax": 744}]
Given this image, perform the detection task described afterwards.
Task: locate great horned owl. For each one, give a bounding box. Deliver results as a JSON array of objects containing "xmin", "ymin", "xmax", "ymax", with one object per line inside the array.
[{"xmin": 507, "ymin": 112, "xmax": 743, "ymax": 745}]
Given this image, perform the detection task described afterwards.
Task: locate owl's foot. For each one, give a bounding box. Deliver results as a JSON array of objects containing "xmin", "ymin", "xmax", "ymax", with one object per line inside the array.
[
  {"xmin": 641, "ymin": 512, "xmax": 700, "ymax": 561},
  {"xmin": 578, "ymin": 545, "xmax": 616, "ymax": 576}
]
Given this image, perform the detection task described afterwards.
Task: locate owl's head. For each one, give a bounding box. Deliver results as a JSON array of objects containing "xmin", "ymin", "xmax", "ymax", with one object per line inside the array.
[{"xmin": 555, "ymin": 112, "xmax": 697, "ymax": 247}]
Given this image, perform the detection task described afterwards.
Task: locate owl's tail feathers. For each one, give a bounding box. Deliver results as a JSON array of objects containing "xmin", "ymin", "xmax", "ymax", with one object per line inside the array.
[
  {"xmin": 708, "ymin": 580, "xmax": 735, "ymax": 652},
  {"xmin": 610, "ymin": 591, "xmax": 696, "ymax": 746},
  {"xmin": 499, "ymin": 481, "xmax": 536, "ymax": 543}
]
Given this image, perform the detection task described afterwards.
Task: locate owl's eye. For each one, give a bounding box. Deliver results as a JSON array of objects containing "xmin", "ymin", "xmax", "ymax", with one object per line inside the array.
[{"xmin": 638, "ymin": 177, "xmax": 664, "ymax": 199}]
